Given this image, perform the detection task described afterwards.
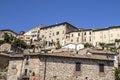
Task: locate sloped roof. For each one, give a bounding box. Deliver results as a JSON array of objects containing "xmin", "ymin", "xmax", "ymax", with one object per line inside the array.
[
  {"xmin": 0, "ymin": 29, "xmax": 18, "ymax": 35},
  {"xmin": 40, "ymin": 22, "xmax": 78, "ymax": 30},
  {"xmin": 40, "ymin": 52, "xmax": 114, "ymax": 61},
  {"xmin": 93, "ymin": 26, "xmax": 120, "ymax": 32},
  {"xmin": 9, "ymin": 50, "xmax": 114, "ymax": 61}
]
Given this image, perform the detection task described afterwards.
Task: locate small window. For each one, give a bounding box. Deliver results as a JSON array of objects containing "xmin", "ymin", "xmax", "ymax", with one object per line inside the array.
[
  {"xmin": 89, "ymin": 32, "xmax": 91, "ymax": 35},
  {"xmin": 84, "ymin": 37, "xmax": 86, "ymax": 42},
  {"xmin": 12, "ymin": 63, "xmax": 16, "ymax": 69},
  {"xmin": 84, "ymin": 32, "xmax": 86, "ymax": 35},
  {"xmin": 26, "ymin": 56, "xmax": 30, "ymax": 60},
  {"xmin": 53, "ymin": 33, "xmax": 54, "ymax": 36},
  {"xmin": 99, "ymin": 64, "xmax": 104, "ymax": 72},
  {"xmin": 71, "ymin": 34, "xmax": 74, "ymax": 37},
  {"xmin": 25, "ymin": 56, "xmax": 30, "ymax": 65},
  {"xmin": 78, "ymin": 33, "xmax": 80, "ymax": 36},
  {"xmin": 76, "ymin": 62, "xmax": 81, "ymax": 71},
  {"xmin": 57, "ymin": 38, "xmax": 59, "ymax": 41},
  {"xmin": 71, "ymin": 39, "xmax": 73, "ymax": 42},
  {"xmin": 56, "ymin": 32, "xmax": 59, "ymax": 35},
  {"xmin": 42, "ymin": 35, "xmax": 44, "ymax": 38},
  {"xmin": 89, "ymin": 37, "xmax": 91, "ymax": 41},
  {"xmin": 24, "ymin": 69, "xmax": 28, "ymax": 76},
  {"xmin": 77, "ymin": 38, "xmax": 79, "ymax": 42},
  {"xmin": 26, "ymin": 37, "xmax": 30, "ymax": 39}
]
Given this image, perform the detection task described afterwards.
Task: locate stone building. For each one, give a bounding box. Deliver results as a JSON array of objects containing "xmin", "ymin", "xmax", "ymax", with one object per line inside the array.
[
  {"xmin": 82, "ymin": 29, "xmax": 92, "ymax": 44},
  {"xmin": 39, "ymin": 22, "xmax": 78, "ymax": 47},
  {"xmin": 0, "ymin": 53, "xmax": 10, "ymax": 80},
  {"xmin": 0, "ymin": 43, "xmax": 23, "ymax": 53},
  {"xmin": 24, "ymin": 25, "xmax": 44, "ymax": 41},
  {"xmin": 7, "ymin": 49, "xmax": 115, "ymax": 80},
  {"xmin": 17, "ymin": 35, "xmax": 32, "ymax": 45},
  {"xmin": 65, "ymin": 31, "xmax": 82, "ymax": 44},
  {"xmin": 92, "ymin": 26, "xmax": 120, "ymax": 47},
  {"xmin": 3, "ymin": 22, "xmax": 118, "ymax": 49},
  {"xmin": 0, "ymin": 29, "xmax": 17, "ymax": 40}
]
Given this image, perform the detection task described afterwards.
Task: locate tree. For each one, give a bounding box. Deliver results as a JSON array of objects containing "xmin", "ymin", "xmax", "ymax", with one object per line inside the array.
[
  {"xmin": 99, "ymin": 42, "xmax": 106, "ymax": 49},
  {"xmin": 84, "ymin": 43, "xmax": 92, "ymax": 48},
  {"xmin": 115, "ymin": 68, "xmax": 120, "ymax": 80},
  {"xmin": 56, "ymin": 41, "xmax": 61, "ymax": 49},
  {"xmin": 110, "ymin": 47, "xmax": 117, "ymax": 52},
  {"xmin": 4, "ymin": 33, "xmax": 11, "ymax": 43},
  {"xmin": 12, "ymin": 39, "xmax": 29, "ymax": 49},
  {"xmin": 0, "ymin": 40, "xmax": 5, "ymax": 46}
]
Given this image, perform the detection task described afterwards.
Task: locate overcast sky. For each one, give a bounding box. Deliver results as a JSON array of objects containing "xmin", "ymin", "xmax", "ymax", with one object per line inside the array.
[{"xmin": 0, "ymin": 0, "xmax": 120, "ymax": 33}]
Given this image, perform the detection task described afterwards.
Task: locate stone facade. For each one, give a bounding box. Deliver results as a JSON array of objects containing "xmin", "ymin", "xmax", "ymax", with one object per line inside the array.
[
  {"xmin": 39, "ymin": 22, "xmax": 78, "ymax": 47},
  {"xmin": 0, "ymin": 43, "xmax": 23, "ymax": 53},
  {"xmin": 7, "ymin": 58, "xmax": 23, "ymax": 80},
  {"xmin": 0, "ymin": 29, "xmax": 17, "ymax": 40},
  {"xmin": 92, "ymin": 26, "xmax": 120, "ymax": 46},
  {"xmin": 17, "ymin": 35, "xmax": 32, "ymax": 45},
  {"xmin": 7, "ymin": 51, "xmax": 115, "ymax": 80},
  {"xmin": 40, "ymin": 56, "xmax": 114, "ymax": 80},
  {"xmin": 1, "ymin": 23, "xmax": 120, "ymax": 48}
]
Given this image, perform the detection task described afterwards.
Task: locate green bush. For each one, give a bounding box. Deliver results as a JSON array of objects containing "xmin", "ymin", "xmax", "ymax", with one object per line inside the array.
[
  {"xmin": 84, "ymin": 43, "xmax": 92, "ymax": 48},
  {"xmin": 115, "ymin": 68, "xmax": 120, "ymax": 80}
]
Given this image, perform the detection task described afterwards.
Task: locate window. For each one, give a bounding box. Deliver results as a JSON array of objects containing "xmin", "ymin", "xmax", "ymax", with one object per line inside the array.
[
  {"xmin": 57, "ymin": 38, "xmax": 59, "ymax": 41},
  {"xmin": 99, "ymin": 64, "xmax": 104, "ymax": 72},
  {"xmin": 84, "ymin": 37, "xmax": 86, "ymax": 42},
  {"xmin": 78, "ymin": 33, "xmax": 80, "ymax": 36},
  {"xmin": 26, "ymin": 56, "xmax": 30, "ymax": 60},
  {"xmin": 71, "ymin": 34, "xmax": 74, "ymax": 37},
  {"xmin": 42, "ymin": 35, "xmax": 44, "ymax": 38},
  {"xmin": 53, "ymin": 33, "xmax": 54, "ymax": 36},
  {"xmin": 77, "ymin": 38, "xmax": 79, "ymax": 42},
  {"xmin": 25, "ymin": 56, "xmax": 30, "ymax": 65},
  {"xmin": 89, "ymin": 37, "xmax": 91, "ymax": 41},
  {"xmin": 56, "ymin": 32, "xmax": 59, "ymax": 35},
  {"xmin": 76, "ymin": 62, "xmax": 81, "ymax": 71},
  {"xmin": 24, "ymin": 69, "xmax": 28, "ymax": 76},
  {"xmin": 89, "ymin": 32, "xmax": 91, "ymax": 35},
  {"xmin": 71, "ymin": 39, "xmax": 73, "ymax": 42},
  {"xmin": 26, "ymin": 37, "xmax": 30, "ymax": 39},
  {"xmin": 2, "ymin": 35, "xmax": 4, "ymax": 38},
  {"xmin": 84, "ymin": 32, "xmax": 86, "ymax": 35},
  {"xmin": 12, "ymin": 63, "xmax": 16, "ymax": 69}
]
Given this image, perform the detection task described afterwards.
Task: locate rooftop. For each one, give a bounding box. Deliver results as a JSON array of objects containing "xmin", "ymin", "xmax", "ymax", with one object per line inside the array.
[
  {"xmin": 93, "ymin": 26, "xmax": 120, "ymax": 32},
  {"xmin": 9, "ymin": 49, "xmax": 115, "ymax": 61},
  {"xmin": 40, "ymin": 22, "xmax": 78, "ymax": 30},
  {"xmin": 0, "ymin": 29, "xmax": 18, "ymax": 35}
]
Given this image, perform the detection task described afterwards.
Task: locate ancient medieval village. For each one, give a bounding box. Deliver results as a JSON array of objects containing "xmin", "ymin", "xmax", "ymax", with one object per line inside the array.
[{"xmin": 0, "ymin": 22, "xmax": 120, "ymax": 80}]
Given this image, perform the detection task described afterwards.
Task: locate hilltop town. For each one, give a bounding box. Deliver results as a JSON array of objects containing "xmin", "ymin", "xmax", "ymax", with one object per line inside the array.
[{"xmin": 0, "ymin": 22, "xmax": 120, "ymax": 80}]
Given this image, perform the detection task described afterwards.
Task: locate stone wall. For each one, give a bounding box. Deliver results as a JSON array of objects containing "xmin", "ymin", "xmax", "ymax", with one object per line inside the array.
[
  {"xmin": 7, "ymin": 58, "xmax": 23, "ymax": 80},
  {"xmin": 40, "ymin": 56, "xmax": 115, "ymax": 80},
  {"xmin": 7, "ymin": 55, "xmax": 115, "ymax": 80}
]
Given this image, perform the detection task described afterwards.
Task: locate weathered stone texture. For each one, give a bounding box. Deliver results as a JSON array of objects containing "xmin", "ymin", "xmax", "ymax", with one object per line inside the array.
[
  {"xmin": 7, "ymin": 59, "xmax": 23, "ymax": 80},
  {"xmin": 40, "ymin": 57, "xmax": 114, "ymax": 80},
  {"xmin": 7, "ymin": 55, "xmax": 115, "ymax": 80}
]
